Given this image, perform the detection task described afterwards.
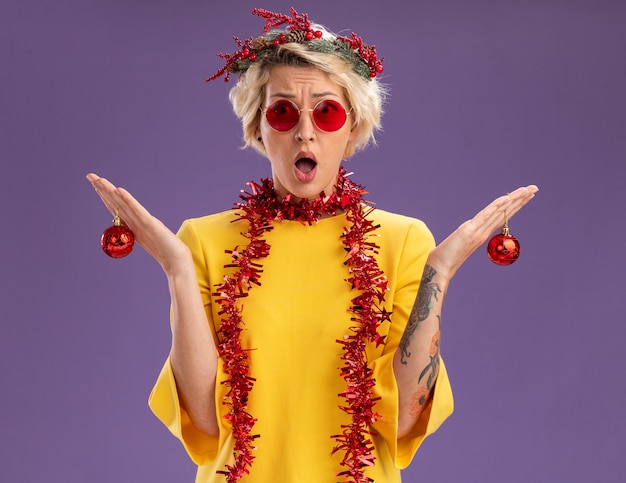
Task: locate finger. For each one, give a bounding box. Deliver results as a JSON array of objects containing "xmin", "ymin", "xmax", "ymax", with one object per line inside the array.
[
  {"xmin": 484, "ymin": 185, "xmax": 537, "ymax": 218},
  {"xmin": 482, "ymin": 186, "xmax": 537, "ymax": 238},
  {"xmin": 488, "ymin": 185, "xmax": 538, "ymax": 233},
  {"xmin": 87, "ymin": 175, "xmax": 146, "ymax": 231},
  {"xmin": 114, "ymin": 187, "xmax": 157, "ymax": 233},
  {"xmin": 86, "ymin": 173, "xmax": 120, "ymax": 217},
  {"xmin": 501, "ymin": 185, "xmax": 539, "ymax": 221},
  {"xmin": 461, "ymin": 185, "xmax": 539, "ymax": 244}
]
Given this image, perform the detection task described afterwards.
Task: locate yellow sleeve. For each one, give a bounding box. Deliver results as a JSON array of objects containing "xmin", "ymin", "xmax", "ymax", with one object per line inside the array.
[
  {"xmin": 148, "ymin": 357, "xmax": 219, "ymax": 465},
  {"xmin": 371, "ymin": 355, "xmax": 453, "ymax": 468},
  {"xmin": 371, "ymin": 219, "xmax": 454, "ymax": 468}
]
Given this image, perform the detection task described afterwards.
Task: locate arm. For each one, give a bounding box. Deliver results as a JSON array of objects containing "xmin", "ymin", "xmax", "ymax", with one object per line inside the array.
[
  {"xmin": 394, "ymin": 263, "xmax": 444, "ymax": 439},
  {"xmin": 394, "ymin": 184, "xmax": 538, "ymax": 438},
  {"xmin": 87, "ymin": 174, "xmax": 219, "ymax": 436}
]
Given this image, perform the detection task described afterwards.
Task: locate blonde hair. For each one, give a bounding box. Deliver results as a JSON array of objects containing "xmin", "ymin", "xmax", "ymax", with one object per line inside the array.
[{"xmin": 229, "ymin": 27, "xmax": 386, "ymax": 159}]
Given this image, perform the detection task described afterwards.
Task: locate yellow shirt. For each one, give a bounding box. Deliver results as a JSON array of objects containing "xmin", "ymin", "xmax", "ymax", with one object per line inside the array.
[{"xmin": 149, "ymin": 207, "xmax": 454, "ymax": 482}]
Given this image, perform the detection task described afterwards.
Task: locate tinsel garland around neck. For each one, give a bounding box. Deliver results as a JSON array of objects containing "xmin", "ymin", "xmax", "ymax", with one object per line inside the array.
[{"xmin": 214, "ymin": 168, "xmax": 390, "ymax": 482}]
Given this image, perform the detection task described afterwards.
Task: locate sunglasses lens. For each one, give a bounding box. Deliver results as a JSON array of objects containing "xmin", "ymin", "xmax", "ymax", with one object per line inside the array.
[
  {"xmin": 264, "ymin": 99, "xmax": 348, "ymax": 132},
  {"xmin": 313, "ymin": 100, "xmax": 347, "ymax": 132},
  {"xmin": 265, "ymin": 100, "xmax": 300, "ymax": 132}
]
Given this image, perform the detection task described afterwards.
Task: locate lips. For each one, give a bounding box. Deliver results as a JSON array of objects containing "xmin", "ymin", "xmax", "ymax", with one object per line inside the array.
[{"xmin": 294, "ymin": 155, "xmax": 317, "ymax": 182}]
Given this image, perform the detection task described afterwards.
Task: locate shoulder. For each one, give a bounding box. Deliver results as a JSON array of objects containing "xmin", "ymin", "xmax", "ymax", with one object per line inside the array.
[
  {"xmin": 364, "ymin": 207, "xmax": 435, "ymax": 281},
  {"xmin": 370, "ymin": 207, "xmax": 433, "ymax": 240},
  {"xmin": 179, "ymin": 209, "xmax": 240, "ymax": 233},
  {"xmin": 176, "ymin": 209, "xmax": 248, "ymax": 247}
]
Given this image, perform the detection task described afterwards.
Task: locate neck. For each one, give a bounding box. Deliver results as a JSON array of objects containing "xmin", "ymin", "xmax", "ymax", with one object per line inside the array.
[{"xmin": 238, "ymin": 168, "xmax": 363, "ymax": 224}]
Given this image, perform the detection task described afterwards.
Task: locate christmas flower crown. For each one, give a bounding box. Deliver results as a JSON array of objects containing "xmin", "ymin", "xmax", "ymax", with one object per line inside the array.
[{"xmin": 206, "ymin": 7, "xmax": 384, "ymax": 82}]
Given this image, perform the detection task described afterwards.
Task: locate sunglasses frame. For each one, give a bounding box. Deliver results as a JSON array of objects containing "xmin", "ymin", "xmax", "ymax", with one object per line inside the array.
[{"xmin": 261, "ymin": 99, "xmax": 352, "ymax": 133}]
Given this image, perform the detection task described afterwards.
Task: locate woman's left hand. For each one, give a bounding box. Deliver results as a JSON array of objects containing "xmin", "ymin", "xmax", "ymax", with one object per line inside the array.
[
  {"xmin": 395, "ymin": 184, "xmax": 538, "ymax": 434},
  {"xmin": 427, "ymin": 184, "xmax": 539, "ymax": 282}
]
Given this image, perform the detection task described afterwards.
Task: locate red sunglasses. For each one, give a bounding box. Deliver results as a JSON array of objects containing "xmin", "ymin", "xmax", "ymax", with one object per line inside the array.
[{"xmin": 262, "ymin": 99, "xmax": 352, "ymax": 133}]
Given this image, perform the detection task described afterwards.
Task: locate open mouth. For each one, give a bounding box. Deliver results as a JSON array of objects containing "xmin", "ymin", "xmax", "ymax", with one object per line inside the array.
[
  {"xmin": 294, "ymin": 157, "xmax": 317, "ymax": 182},
  {"xmin": 295, "ymin": 157, "xmax": 317, "ymax": 173}
]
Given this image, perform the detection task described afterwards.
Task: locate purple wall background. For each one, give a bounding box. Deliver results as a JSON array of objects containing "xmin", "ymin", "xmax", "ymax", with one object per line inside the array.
[{"xmin": 2, "ymin": 0, "xmax": 625, "ymax": 481}]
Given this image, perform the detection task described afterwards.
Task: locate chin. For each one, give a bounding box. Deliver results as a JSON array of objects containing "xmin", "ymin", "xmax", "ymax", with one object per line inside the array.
[
  {"xmin": 277, "ymin": 172, "xmax": 336, "ymax": 201},
  {"xmin": 289, "ymin": 186, "xmax": 324, "ymax": 201}
]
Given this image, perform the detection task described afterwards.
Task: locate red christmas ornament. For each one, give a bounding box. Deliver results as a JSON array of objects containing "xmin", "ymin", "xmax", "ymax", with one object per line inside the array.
[
  {"xmin": 487, "ymin": 223, "xmax": 520, "ymax": 266},
  {"xmin": 101, "ymin": 214, "xmax": 134, "ymax": 258}
]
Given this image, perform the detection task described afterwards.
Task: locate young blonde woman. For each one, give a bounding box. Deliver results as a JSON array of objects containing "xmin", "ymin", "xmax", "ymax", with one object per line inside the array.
[{"xmin": 87, "ymin": 8, "xmax": 537, "ymax": 482}]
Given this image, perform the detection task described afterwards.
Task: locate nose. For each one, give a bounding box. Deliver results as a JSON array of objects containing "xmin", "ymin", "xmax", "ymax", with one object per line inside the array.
[{"xmin": 295, "ymin": 108, "xmax": 315, "ymax": 141}]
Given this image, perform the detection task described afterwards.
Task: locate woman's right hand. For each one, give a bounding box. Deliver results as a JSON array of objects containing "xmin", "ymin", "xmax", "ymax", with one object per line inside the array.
[
  {"xmin": 86, "ymin": 173, "xmax": 192, "ymax": 275},
  {"xmin": 88, "ymin": 173, "xmax": 220, "ymax": 434}
]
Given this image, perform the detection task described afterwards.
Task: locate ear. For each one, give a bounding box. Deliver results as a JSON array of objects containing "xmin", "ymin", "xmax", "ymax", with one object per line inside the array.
[
  {"xmin": 348, "ymin": 121, "xmax": 361, "ymax": 142},
  {"xmin": 253, "ymin": 128, "xmax": 267, "ymax": 155},
  {"xmin": 253, "ymin": 125, "xmax": 262, "ymax": 142},
  {"xmin": 349, "ymin": 127, "xmax": 358, "ymax": 142}
]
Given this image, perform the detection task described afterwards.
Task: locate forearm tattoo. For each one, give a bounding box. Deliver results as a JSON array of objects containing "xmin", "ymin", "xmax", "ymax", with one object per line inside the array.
[
  {"xmin": 399, "ymin": 264, "xmax": 441, "ymax": 365},
  {"xmin": 418, "ymin": 329, "xmax": 441, "ymax": 389},
  {"xmin": 409, "ymin": 329, "xmax": 441, "ymax": 417}
]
